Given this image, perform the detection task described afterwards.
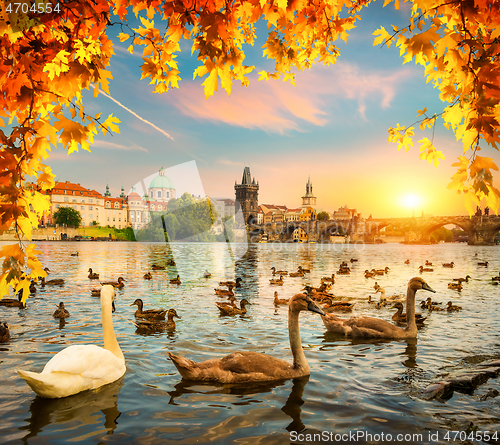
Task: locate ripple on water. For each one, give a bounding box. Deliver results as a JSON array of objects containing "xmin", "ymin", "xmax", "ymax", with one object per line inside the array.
[{"xmin": 1, "ymin": 241, "xmax": 499, "ymax": 444}]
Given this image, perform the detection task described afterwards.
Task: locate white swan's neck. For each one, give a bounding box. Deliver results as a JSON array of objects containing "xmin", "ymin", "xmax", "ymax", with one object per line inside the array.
[
  {"xmin": 102, "ymin": 296, "xmax": 124, "ymax": 362},
  {"xmin": 404, "ymin": 285, "xmax": 417, "ymax": 335},
  {"xmin": 289, "ymin": 308, "xmax": 309, "ymax": 372}
]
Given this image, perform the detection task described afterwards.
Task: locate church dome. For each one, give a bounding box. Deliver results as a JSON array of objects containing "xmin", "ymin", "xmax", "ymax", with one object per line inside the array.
[{"xmin": 149, "ymin": 167, "xmax": 175, "ymax": 189}]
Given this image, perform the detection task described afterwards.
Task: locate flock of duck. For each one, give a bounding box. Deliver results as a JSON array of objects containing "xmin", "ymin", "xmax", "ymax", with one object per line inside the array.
[{"xmin": 1, "ymin": 255, "xmax": 497, "ymax": 400}]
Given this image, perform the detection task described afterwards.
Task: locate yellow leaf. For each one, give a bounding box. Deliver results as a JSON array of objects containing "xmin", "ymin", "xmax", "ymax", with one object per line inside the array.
[
  {"xmin": 103, "ymin": 114, "xmax": 121, "ymax": 135},
  {"xmin": 417, "ymin": 107, "xmax": 427, "ymax": 116},
  {"xmin": 118, "ymin": 33, "xmax": 130, "ymax": 42},
  {"xmin": 202, "ymin": 69, "xmax": 219, "ymax": 99}
]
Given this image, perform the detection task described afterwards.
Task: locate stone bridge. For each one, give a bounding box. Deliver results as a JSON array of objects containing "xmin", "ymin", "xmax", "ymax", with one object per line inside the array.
[{"xmin": 249, "ymin": 215, "xmax": 500, "ymax": 245}]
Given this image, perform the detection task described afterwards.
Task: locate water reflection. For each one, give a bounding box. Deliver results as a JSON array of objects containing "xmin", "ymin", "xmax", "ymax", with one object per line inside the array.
[
  {"xmin": 167, "ymin": 375, "xmax": 310, "ymax": 432},
  {"xmin": 20, "ymin": 377, "xmax": 124, "ymax": 443},
  {"xmin": 402, "ymin": 338, "xmax": 417, "ymax": 368},
  {"xmin": 281, "ymin": 376, "xmax": 309, "ymax": 433}
]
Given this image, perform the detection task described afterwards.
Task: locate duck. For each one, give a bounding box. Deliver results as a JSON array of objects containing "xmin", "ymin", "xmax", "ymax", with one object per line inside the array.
[
  {"xmin": 40, "ymin": 277, "xmax": 65, "ymax": 286},
  {"xmin": 214, "ymin": 285, "xmax": 234, "ymax": 297},
  {"xmin": 0, "ymin": 322, "xmax": 10, "ymax": 342},
  {"xmin": 375, "ymin": 287, "xmax": 405, "ymax": 303},
  {"xmin": 168, "ymin": 293, "xmax": 325, "ymax": 383},
  {"xmin": 101, "ymin": 277, "xmax": 126, "ymax": 288},
  {"xmin": 29, "ymin": 280, "xmax": 37, "ymax": 293},
  {"xmin": 428, "ymin": 304, "xmax": 445, "ymax": 312},
  {"xmin": 492, "ymin": 274, "xmax": 500, "ymax": 282},
  {"xmin": 446, "ymin": 301, "xmax": 462, "ymax": 311},
  {"xmin": 134, "ymin": 308, "xmax": 181, "ymax": 331},
  {"xmin": 447, "ymin": 282, "xmax": 462, "ymax": 291},
  {"xmin": 367, "ymin": 295, "xmax": 375, "ymax": 304},
  {"xmin": 219, "ymin": 277, "xmax": 243, "ymax": 288},
  {"xmin": 269, "ymin": 275, "xmax": 284, "ymax": 285},
  {"xmin": 88, "ymin": 268, "xmax": 99, "ymax": 279},
  {"xmin": 70, "ymin": 253, "xmax": 79, "ymax": 257},
  {"xmin": 44, "ymin": 267, "xmax": 50, "ymax": 274},
  {"xmin": 478, "ymin": 261, "xmax": 489, "ymax": 266},
  {"xmin": 364, "ymin": 270, "xmax": 375, "ymax": 278},
  {"xmin": 271, "ymin": 267, "xmax": 288, "ymax": 276},
  {"xmin": 0, "ymin": 293, "xmax": 26, "ymax": 308},
  {"xmin": 273, "ymin": 291, "xmax": 289, "ymax": 305},
  {"xmin": 373, "ymin": 282, "xmax": 381, "ymax": 291},
  {"xmin": 320, "ymin": 274, "xmax": 335, "ymax": 283},
  {"xmin": 303, "ymin": 282, "xmax": 331, "ymax": 294},
  {"xmin": 404, "ymin": 259, "xmax": 410, "ymax": 264},
  {"xmin": 203, "ymin": 270, "xmax": 211, "ymax": 278},
  {"xmin": 421, "ymin": 297, "xmax": 442, "ymax": 309},
  {"xmin": 165, "ymin": 309, "xmax": 181, "ymax": 328},
  {"xmin": 130, "ymin": 298, "xmax": 167, "ymax": 320},
  {"xmin": 170, "ymin": 275, "xmax": 181, "ymax": 285},
  {"xmin": 289, "ymin": 270, "xmax": 305, "ymax": 278},
  {"xmin": 17, "ymin": 285, "xmax": 125, "ymax": 398},
  {"xmin": 216, "ymin": 299, "xmax": 251, "ymax": 316},
  {"xmin": 373, "ymin": 267, "xmax": 390, "ymax": 275},
  {"xmin": 453, "ymin": 275, "xmax": 471, "ymax": 283},
  {"xmin": 337, "ymin": 267, "xmax": 350, "ymax": 275},
  {"xmin": 143, "ymin": 272, "xmax": 152, "ymax": 280},
  {"xmin": 321, "ymin": 277, "xmax": 435, "ymax": 338},
  {"xmin": 419, "ymin": 266, "xmax": 434, "ymax": 273},
  {"xmin": 166, "ymin": 259, "xmax": 176, "ymax": 266},
  {"xmin": 91, "ymin": 288, "xmax": 101, "ymax": 297},
  {"xmin": 298, "ymin": 266, "xmax": 311, "ymax": 274},
  {"xmin": 151, "ymin": 264, "xmax": 165, "ymax": 270},
  {"xmin": 302, "ymin": 286, "xmax": 333, "ymax": 302},
  {"xmin": 442, "ymin": 262, "xmax": 455, "ymax": 268},
  {"xmin": 322, "ymin": 301, "xmax": 355, "ymax": 313},
  {"xmin": 425, "ymin": 260, "xmax": 433, "ymax": 266},
  {"xmin": 390, "ymin": 302, "xmax": 426, "ymax": 324},
  {"xmin": 350, "ymin": 258, "xmax": 358, "ymax": 263},
  {"xmin": 53, "ymin": 302, "xmax": 70, "ymax": 319}
]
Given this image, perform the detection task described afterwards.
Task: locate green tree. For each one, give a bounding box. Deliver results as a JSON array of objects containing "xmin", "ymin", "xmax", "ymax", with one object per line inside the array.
[
  {"xmin": 317, "ymin": 212, "xmax": 330, "ymax": 221},
  {"xmin": 53, "ymin": 207, "xmax": 82, "ymax": 228}
]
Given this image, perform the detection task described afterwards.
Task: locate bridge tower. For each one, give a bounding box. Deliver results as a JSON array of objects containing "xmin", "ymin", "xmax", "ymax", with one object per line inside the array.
[
  {"xmin": 235, "ymin": 167, "xmax": 259, "ymax": 225},
  {"xmin": 301, "ymin": 176, "xmax": 316, "ymax": 208}
]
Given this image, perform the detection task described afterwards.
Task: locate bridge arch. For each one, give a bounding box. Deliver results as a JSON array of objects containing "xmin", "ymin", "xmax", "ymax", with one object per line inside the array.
[{"xmin": 420, "ymin": 219, "xmax": 472, "ymax": 243}]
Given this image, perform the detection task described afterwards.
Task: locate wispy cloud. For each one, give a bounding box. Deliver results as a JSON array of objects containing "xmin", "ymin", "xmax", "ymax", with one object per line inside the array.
[
  {"xmin": 168, "ymin": 62, "xmax": 412, "ymax": 132},
  {"xmin": 93, "ymin": 140, "xmax": 149, "ymax": 153},
  {"xmin": 90, "ymin": 85, "xmax": 174, "ymax": 140}
]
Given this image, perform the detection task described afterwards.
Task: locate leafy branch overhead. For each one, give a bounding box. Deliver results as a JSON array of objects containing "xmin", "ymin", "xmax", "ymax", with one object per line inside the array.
[{"xmin": 0, "ymin": 0, "xmax": 499, "ymax": 300}]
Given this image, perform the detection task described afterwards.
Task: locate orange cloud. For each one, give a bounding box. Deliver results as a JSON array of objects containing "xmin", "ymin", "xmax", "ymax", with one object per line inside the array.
[{"xmin": 169, "ymin": 62, "xmax": 412, "ymax": 132}]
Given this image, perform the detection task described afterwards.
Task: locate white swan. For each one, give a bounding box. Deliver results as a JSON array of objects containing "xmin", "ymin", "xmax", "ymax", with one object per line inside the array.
[
  {"xmin": 17, "ymin": 285, "xmax": 125, "ymax": 398},
  {"xmin": 322, "ymin": 277, "xmax": 435, "ymax": 339}
]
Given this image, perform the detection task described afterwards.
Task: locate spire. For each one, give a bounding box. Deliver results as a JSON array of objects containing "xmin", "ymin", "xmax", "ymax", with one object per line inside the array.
[
  {"xmin": 104, "ymin": 183, "xmax": 111, "ymax": 197},
  {"xmin": 241, "ymin": 166, "xmax": 252, "ymax": 185}
]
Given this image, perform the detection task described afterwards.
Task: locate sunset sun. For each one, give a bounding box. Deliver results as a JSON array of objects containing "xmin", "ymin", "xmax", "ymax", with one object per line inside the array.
[{"xmin": 401, "ymin": 194, "xmax": 422, "ymax": 209}]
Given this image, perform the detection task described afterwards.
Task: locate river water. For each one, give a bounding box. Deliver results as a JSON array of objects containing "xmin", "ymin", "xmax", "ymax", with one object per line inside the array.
[{"xmin": 0, "ymin": 241, "xmax": 499, "ymax": 444}]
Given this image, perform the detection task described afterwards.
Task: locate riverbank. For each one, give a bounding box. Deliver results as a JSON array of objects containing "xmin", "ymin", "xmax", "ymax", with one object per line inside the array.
[{"xmin": 0, "ymin": 226, "xmax": 134, "ymax": 241}]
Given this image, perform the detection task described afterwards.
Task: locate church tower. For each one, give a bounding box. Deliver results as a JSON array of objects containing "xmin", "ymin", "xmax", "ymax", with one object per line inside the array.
[
  {"xmin": 301, "ymin": 176, "xmax": 316, "ymax": 208},
  {"xmin": 235, "ymin": 167, "xmax": 259, "ymax": 225}
]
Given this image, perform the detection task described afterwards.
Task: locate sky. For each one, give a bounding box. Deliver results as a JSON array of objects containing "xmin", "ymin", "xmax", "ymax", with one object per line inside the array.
[{"xmin": 44, "ymin": 2, "xmax": 500, "ymax": 218}]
